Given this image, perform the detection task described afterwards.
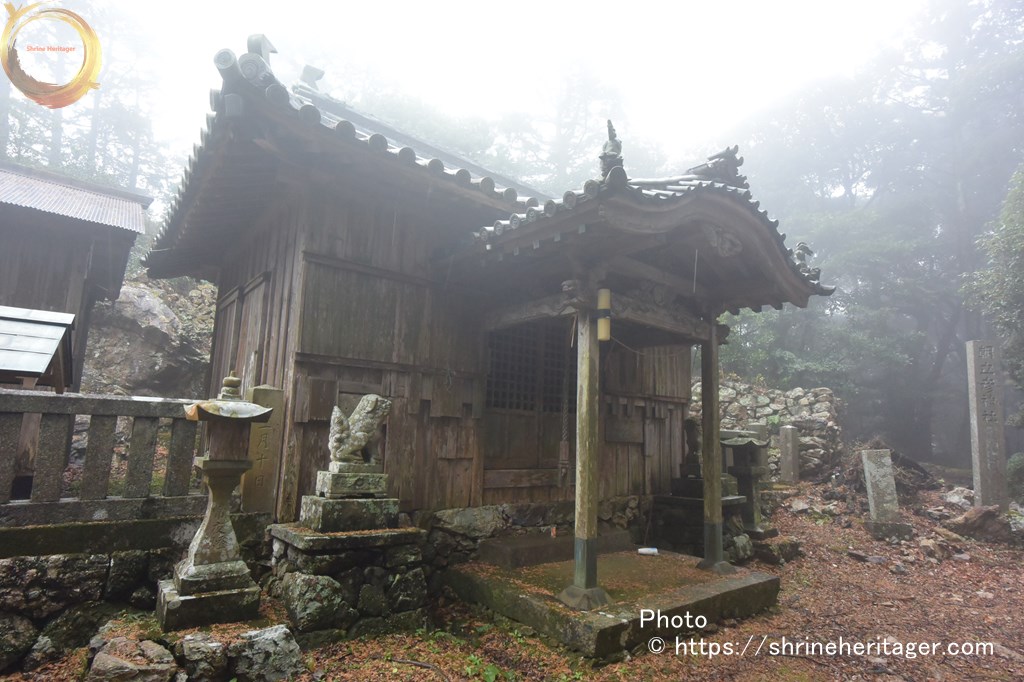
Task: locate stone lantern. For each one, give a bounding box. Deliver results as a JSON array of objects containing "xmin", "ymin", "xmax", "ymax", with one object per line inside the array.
[{"xmin": 157, "ymin": 371, "xmax": 273, "ymax": 631}]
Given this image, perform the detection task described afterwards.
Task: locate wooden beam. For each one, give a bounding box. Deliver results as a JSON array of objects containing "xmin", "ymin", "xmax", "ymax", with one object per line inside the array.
[
  {"xmin": 483, "ymin": 293, "xmax": 574, "ymax": 331},
  {"xmin": 483, "ymin": 468, "xmax": 561, "ymax": 488},
  {"xmin": 606, "ymin": 255, "xmax": 707, "ymax": 298},
  {"xmin": 612, "ymin": 294, "xmax": 710, "ymax": 341}
]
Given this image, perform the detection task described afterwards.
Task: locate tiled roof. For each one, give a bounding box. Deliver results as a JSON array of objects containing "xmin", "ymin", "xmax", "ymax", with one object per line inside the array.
[
  {"xmin": 472, "ymin": 147, "xmax": 833, "ymax": 297},
  {"xmin": 290, "ymin": 81, "xmax": 548, "ymax": 202},
  {"xmin": 0, "ymin": 163, "xmax": 151, "ymax": 233},
  {"xmin": 147, "ymin": 35, "xmax": 830, "ymax": 306},
  {"xmin": 476, "ymin": 146, "xmax": 752, "ymax": 243},
  {"xmin": 148, "ymin": 37, "xmax": 546, "ymax": 265}
]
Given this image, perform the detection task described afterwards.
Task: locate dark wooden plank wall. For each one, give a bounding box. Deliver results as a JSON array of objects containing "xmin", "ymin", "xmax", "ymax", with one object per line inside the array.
[
  {"xmin": 209, "ymin": 185, "xmax": 306, "ymax": 396},
  {"xmin": 286, "ymin": 183, "xmax": 485, "ymax": 515},
  {"xmin": 206, "ymin": 183, "xmax": 308, "ymax": 519},
  {"xmin": 0, "ymin": 220, "xmax": 94, "ymax": 390},
  {"xmin": 210, "ymin": 178, "xmax": 693, "ymax": 515},
  {"xmin": 481, "ymin": 343, "xmax": 690, "ymax": 505}
]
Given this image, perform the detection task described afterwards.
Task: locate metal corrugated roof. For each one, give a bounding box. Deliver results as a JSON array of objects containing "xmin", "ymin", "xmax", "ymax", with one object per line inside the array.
[
  {"xmin": 0, "ymin": 305, "xmax": 75, "ymax": 391},
  {"xmin": 0, "ymin": 166, "xmax": 149, "ymax": 233}
]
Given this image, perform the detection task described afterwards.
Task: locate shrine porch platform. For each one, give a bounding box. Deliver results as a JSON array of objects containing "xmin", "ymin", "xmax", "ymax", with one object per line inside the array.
[{"xmin": 444, "ymin": 550, "xmax": 779, "ymax": 660}]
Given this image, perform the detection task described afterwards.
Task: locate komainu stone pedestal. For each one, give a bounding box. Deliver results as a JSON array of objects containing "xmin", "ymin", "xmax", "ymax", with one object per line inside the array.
[
  {"xmin": 271, "ymin": 460, "xmax": 427, "ymax": 639},
  {"xmin": 300, "ymin": 496, "xmax": 399, "ymax": 532},
  {"xmin": 303, "ymin": 462, "xmax": 399, "ymax": 533},
  {"xmin": 316, "ymin": 462, "xmax": 389, "ymax": 499},
  {"xmin": 158, "ymin": 459, "xmax": 261, "ymax": 631}
]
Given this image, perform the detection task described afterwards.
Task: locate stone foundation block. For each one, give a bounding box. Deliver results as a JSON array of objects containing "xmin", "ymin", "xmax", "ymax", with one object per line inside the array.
[
  {"xmin": 156, "ymin": 579, "xmax": 260, "ymax": 631},
  {"xmin": 299, "ymin": 496, "xmax": 398, "ymax": 532},
  {"xmin": 316, "ymin": 471, "xmax": 389, "ymax": 498}
]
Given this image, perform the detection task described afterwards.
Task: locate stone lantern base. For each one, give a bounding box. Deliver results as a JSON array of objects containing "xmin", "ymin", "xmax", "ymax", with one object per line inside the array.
[
  {"xmin": 156, "ymin": 579, "xmax": 261, "ymax": 631},
  {"xmin": 157, "ymin": 458, "xmax": 261, "ymax": 631}
]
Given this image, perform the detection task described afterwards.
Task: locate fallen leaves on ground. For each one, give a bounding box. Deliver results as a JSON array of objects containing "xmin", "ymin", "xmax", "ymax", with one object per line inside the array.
[{"xmin": 8, "ymin": 483, "xmax": 1023, "ymax": 681}]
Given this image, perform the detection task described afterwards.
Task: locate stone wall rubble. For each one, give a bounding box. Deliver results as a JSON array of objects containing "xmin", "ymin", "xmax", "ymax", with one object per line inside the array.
[{"xmin": 690, "ymin": 378, "xmax": 844, "ymax": 480}]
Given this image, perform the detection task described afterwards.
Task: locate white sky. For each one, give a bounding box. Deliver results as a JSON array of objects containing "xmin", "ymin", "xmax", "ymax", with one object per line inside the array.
[{"xmin": 42, "ymin": 1, "xmax": 930, "ymax": 169}]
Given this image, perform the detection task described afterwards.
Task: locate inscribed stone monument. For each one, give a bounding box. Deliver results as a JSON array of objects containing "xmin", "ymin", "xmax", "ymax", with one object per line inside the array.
[
  {"xmin": 242, "ymin": 385, "xmax": 284, "ymax": 514},
  {"xmin": 779, "ymin": 425, "xmax": 799, "ymax": 483},
  {"xmin": 966, "ymin": 340, "xmax": 1008, "ymax": 511},
  {"xmin": 861, "ymin": 449, "xmax": 913, "ymax": 540}
]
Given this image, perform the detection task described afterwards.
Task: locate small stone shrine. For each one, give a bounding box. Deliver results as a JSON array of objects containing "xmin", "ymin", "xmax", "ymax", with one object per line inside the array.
[
  {"xmin": 723, "ymin": 429, "xmax": 777, "ymax": 540},
  {"xmin": 157, "ymin": 372, "xmax": 272, "ymax": 631},
  {"xmin": 658, "ymin": 427, "xmax": 775, "ymax": 559},
  {"xmin": 268, "ymin": 395, "xmax": 429, "ymax": 637}
]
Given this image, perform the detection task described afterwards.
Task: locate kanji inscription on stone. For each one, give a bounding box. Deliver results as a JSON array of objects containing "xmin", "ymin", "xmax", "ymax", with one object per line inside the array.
[
  {"xmin": 242, "ymin": 385, "xmax": 285, "ymax": 513},
  {"xmin": 966, "ymin": 341, "xmax": 1008, "ymax": 510}
]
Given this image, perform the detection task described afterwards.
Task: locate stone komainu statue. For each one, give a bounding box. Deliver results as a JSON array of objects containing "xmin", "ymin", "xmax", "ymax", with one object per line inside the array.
[{"xmin": 328, "ymin": 394, "xmax": 392, "ymax": 465}]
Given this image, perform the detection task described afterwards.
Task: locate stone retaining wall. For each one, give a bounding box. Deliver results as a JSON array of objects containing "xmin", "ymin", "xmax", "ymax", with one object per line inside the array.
[
  {"xmin": 690, "ymin": 378, "xmax": 844, "ymax": 479},
  {"xmin": 0, "ymin": 512, "xmax": 269, "ymax": 673}
]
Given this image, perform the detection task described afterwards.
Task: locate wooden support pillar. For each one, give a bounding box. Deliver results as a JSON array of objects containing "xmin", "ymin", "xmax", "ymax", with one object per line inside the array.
[
  {"xmin": 698, "ymin": 318, "xmax": 735, "ymax": 574},
  {"xmin": 558, "ymin": 307, "xmax": 610, "ymax": 610}
]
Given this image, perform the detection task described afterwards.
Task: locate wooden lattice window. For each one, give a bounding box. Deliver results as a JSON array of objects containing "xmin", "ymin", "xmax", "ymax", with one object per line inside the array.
[{"xmin": 486, "ymin": 321, "xmax": 576, "ymax": 413}]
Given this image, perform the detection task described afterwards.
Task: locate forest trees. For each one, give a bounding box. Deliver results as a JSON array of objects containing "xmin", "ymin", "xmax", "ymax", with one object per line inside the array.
[
  {"xmin": 719, "ymin": 0, "xmax": 1024, "ymax": 462},
  {"xmin": 0, "ymin": 4, "xmax": 182, "ymax": 224},
  {"xmin": 968, "ymin": 167, "xmax": 1024, "ymax": 425}
]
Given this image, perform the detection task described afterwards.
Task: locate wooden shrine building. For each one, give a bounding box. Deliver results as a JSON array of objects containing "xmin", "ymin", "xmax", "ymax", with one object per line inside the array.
[
  {"xmin": 0, "ymin": 161, "xmax": 152, "ymax": 390},
  {"xmin": 144, "ymin": 36, "xmax": 832, "ymax": 579}
]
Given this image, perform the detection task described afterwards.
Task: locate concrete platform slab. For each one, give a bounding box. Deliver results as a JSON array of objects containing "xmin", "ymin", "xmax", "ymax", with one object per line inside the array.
[
  {"xmin": 445, "ymin": 550, "xmax": 779, "ymax": 660},
  {"xmin": 476, "ymin": 529, "xmax": 634, "ymax": 569}
]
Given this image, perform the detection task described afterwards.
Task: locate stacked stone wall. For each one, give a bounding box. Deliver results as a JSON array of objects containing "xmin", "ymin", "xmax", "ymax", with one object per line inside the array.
[
  {"xmin": 690, "ymin": 378, "xmax": 844, "ymax": 479},
  {"xmin": 0, "ymin": 513, "xmax": 269, "ymax": 672},
  {"xmin": 267, "ymin": 529, "xmax": 428, "ymax": 645}
]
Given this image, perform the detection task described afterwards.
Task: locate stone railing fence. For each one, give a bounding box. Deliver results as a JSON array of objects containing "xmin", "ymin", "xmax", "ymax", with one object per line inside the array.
[{"xmin": 0, "ymin": 388, "xmax": 205, "ymax": 527}]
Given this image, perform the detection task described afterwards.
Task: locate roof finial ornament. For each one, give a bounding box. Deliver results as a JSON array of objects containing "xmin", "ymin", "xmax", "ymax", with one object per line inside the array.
[
  {"xmin": 599, "ymin": 120, "xmax": 624, "ymax": 178},
  {"xmin": 247, "ymin": 35, "xmax": 277, "ymax": 63},
  {"xmin": 300, "ymin": 65, "xmax": 325, "ymax": 91},
  {"xmin": 793, "ymin": 242, "xmax": 821, "ymax": 283}
]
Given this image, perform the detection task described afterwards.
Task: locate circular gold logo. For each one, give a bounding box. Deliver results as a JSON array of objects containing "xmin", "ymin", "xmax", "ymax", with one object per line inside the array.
[{"xmin": 2, "ymin": 2, "xmax": 101, "ymax": 109}]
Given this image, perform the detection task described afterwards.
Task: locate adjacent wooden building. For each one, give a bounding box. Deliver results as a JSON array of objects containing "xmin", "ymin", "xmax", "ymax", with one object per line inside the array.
[
  {"xmin": 0, "ymin": 162, "xmax": 152, "ymax": 389},
  {"xmin": 145, "ymin": 38, "xmax": 831, "ymax": 524}
]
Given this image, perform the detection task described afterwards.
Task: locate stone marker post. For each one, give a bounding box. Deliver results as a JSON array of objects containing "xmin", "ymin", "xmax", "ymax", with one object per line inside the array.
[
  {"xmin": 779, "ymin": 425, "xmax": 800, "ymax": 483},
  {"xmin": 966, "ymin": 340, "xmax": 1008, "ymax": 511},
  {"xmin": 242, "ymin": 385, "xmax": 285, "ymax": 514},
  {"xmin": 860, "ymin": 449, "xmax": 913, "ymax": 540},
  {"xmin": 157, "ymin": 372, "xmax": 273, "ymax": 631}
]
